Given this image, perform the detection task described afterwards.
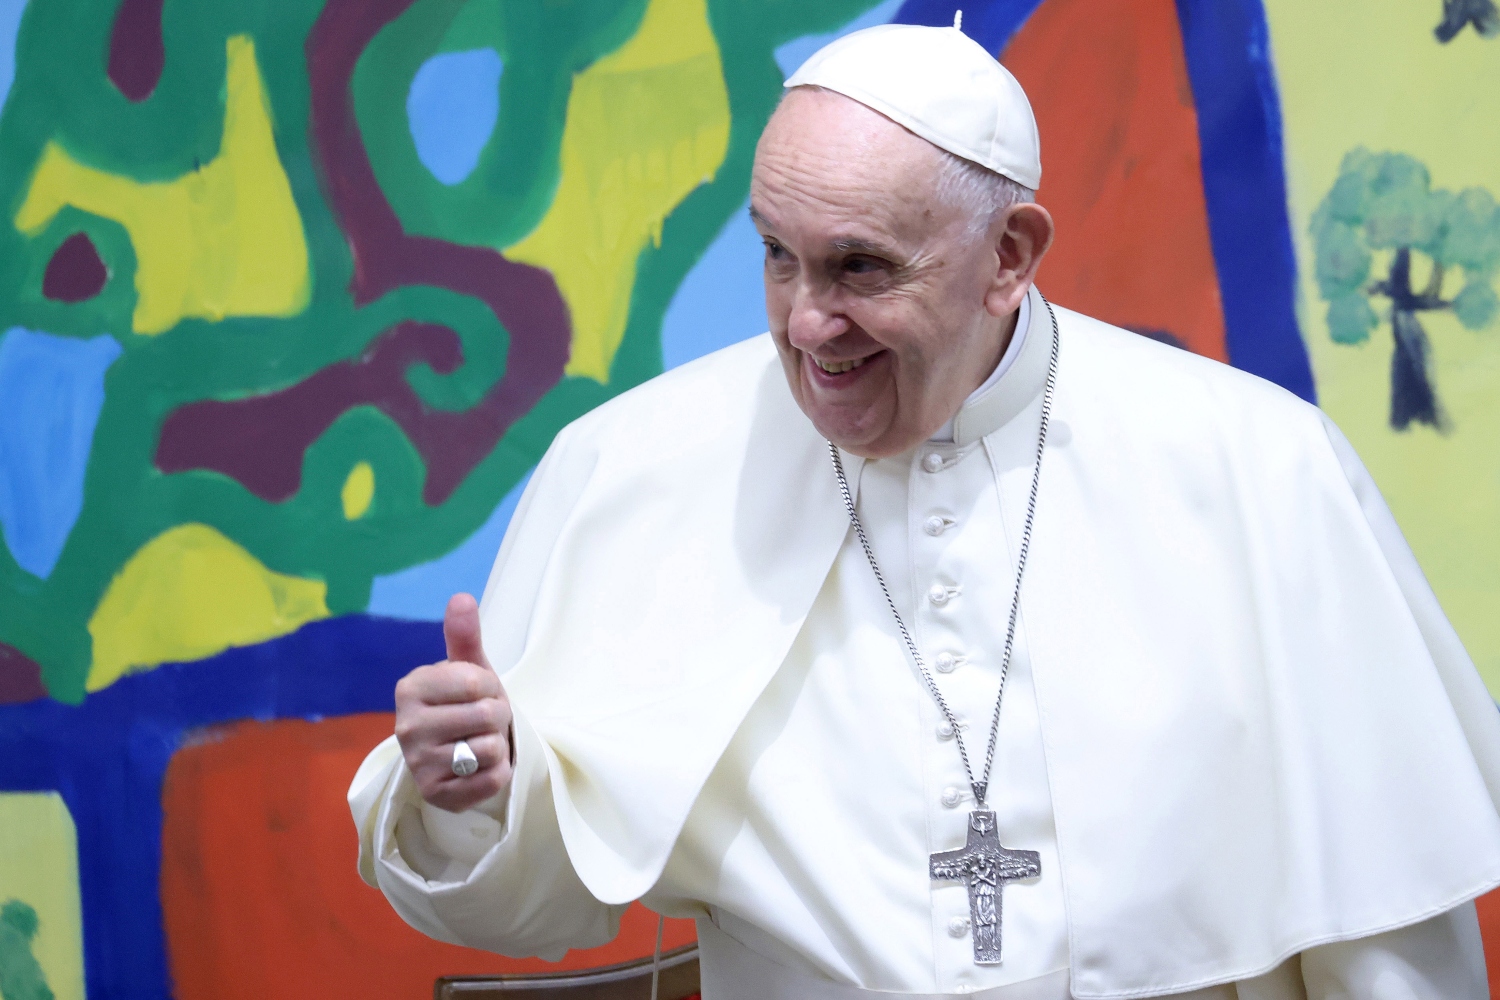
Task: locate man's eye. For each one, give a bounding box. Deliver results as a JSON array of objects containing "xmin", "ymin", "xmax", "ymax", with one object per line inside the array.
[
  {"xmin": 763, "ymin": 241, "xmax": 787, "ymax": 261},
  {"xmin": 844, "ymin": 257, "xmax": 883, "ymax": 276}
]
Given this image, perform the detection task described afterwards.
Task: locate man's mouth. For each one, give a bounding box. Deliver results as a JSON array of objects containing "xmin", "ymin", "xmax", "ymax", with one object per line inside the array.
[{"xmin": 813, "ymin": 354, "xmax": 875, "ymax": 374}]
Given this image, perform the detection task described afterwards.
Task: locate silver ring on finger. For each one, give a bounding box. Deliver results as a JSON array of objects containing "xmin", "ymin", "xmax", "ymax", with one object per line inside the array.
[{"xmin": 451, "ymin": 739, "xmax": 479, "ymax": 777}]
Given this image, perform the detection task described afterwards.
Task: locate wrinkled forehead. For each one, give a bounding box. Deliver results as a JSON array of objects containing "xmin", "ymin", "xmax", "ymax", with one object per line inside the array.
[{"xmin": 752, "ymin": 87, "xmax": 956, "ymax": 238}]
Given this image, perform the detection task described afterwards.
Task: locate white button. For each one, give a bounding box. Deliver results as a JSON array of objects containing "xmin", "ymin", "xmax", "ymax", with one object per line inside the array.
[
  {"xmin": 935, "ymin": 652, "xmax": 957, "ymax": 673},
  {"xmin": 948, "ymin": 915, "xmax": 971, "ymax": 938},
  {"xmin": 923, "ymin": 515, "xmax": 947, "ymax": 536},
  {"xmin": 928, "ymin": 584, "xmax": 950, "ymax": 606},
  {"xmin": 941, "ymin": 787, "xmax": 963, "ymax": 808},
  {"xmin": 937, "ymin": 722, "xmax": 955, "ymax": 741},
  {"xmin": 922, "ymin": 452, "xmax": 944, "ymax": 473}
]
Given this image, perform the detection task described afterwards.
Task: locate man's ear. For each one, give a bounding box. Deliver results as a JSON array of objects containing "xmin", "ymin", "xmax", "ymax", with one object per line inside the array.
[{"xmin": 984, "ymin": 202, "xmax": 1055, "ymax": 318}]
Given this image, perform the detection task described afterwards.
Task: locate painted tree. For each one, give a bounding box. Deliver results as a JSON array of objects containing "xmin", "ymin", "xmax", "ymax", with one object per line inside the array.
[
  {"xmin": 1311, "ymin": 148, "xmax": 1500, "ymax": 430},
  {"xmin": 0, "ymin": 900, "xmax": 53, "ymax": 1000}
]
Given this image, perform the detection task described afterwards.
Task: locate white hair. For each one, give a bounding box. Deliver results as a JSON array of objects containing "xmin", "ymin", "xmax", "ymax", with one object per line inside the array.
[{"xmin": 933, "ymin": 150, "xmax": 1036, "ymax": 241}]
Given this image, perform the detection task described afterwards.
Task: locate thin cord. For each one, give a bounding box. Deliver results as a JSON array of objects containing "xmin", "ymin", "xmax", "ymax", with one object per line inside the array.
[{"xmin": 650, "ymin": 912, "xmax": 664, "ymax": 1000}]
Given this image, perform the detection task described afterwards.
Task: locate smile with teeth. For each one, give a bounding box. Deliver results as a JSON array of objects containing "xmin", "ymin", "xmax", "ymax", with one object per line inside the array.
[{"xmin": 815, "ymin": 354, "xmax": 873, "ymax": 374}]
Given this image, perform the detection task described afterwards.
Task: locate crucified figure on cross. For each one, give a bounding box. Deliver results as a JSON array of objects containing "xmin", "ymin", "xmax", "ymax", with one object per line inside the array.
[{"xmin": 930, "ymin": 810, "xmax": 1042, "ymax": 964}]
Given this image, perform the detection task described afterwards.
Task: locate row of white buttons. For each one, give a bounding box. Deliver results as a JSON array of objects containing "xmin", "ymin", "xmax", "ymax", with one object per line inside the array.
[{"xmin": 923, "ymin": 449, "xmax": 990, "ymax": 957}]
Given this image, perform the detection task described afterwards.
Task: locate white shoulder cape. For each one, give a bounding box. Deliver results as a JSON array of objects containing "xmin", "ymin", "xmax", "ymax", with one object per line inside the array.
[{"xmin": 457, "ymin": 304, "xmax": 1500, "ymax": 998}]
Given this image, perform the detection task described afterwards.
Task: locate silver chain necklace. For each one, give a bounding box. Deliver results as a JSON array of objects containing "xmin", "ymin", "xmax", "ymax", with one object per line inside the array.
[{"xmin": 828, "ymin": 296, "xmax": 1059, "ymax": 965}]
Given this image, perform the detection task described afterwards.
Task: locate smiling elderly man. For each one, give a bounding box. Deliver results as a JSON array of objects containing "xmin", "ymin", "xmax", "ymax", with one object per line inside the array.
[{"xmin": 349, "ymin": 21, "xmax": 1500, "ymax": 1000}]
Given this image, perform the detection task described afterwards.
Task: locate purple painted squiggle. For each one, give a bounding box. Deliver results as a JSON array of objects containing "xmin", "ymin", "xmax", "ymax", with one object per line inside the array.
[{"xmin": 154, "ymin": 0, "xmax": 573, "ymax": 505}]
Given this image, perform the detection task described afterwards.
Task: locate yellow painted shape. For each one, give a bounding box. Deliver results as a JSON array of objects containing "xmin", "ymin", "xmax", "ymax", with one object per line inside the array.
[
  {"xmin": 1263, "ymin": 1, "xmax": 1500, "ymax": 693},
  {"xmin": 342, "ymin": 461, "xmax": 375, "ymax": 519},
  {"xmin": 505, "ymin": 0, "xmax": 730, "ymax": 382},
  {"xmin": 0, "ymin": 792, "xmax": 86, "ymax": 1000},
  {"xmin": 14, "ymin": 35, "xmax": 310, "ymax": 335},
  {"xmin": 86, "ymin": 523, "xmax": 328, "ymax": 692}
]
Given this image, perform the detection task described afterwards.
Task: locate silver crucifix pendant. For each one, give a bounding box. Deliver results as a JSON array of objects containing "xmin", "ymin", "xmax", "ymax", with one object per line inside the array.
[{"xmin": 929, "ymin": 810, "xmax": 1041, "ymax": 964}]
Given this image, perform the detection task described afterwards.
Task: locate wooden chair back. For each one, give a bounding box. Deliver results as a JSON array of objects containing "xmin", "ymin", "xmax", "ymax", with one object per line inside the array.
[{"xmin": 434, "ymin": 944, "xmax": 700, "ymax": 1000}]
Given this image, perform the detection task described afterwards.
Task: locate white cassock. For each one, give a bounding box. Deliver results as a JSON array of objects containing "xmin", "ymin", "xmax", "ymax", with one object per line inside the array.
[{"xmin": 350, "ymin": 285, "xmax": 1500, "ymax": 998}]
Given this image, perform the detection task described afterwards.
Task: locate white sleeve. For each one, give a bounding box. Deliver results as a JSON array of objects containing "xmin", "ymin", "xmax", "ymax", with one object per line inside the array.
[
  {"xmin": 347, "ymin": 706, "xmax": 625, "ymax": 959},
  {"xmin": 1297, "ymin": 904, "xmax": 1488, "ymax": 998}
]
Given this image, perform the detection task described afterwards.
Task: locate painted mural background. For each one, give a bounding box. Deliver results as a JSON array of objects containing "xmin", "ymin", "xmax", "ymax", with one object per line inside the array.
[{"xmin": 0, "ymin": 0, "xmax": 1496, "ymax": 997}]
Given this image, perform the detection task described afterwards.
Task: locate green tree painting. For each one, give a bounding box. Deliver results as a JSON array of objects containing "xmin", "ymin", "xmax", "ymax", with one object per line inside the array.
[
  {"xmin": 0, "ymin": 900, "xmax": 52, "ymax": 1000},
  {"xmin": 1312, "ymin": 148, "xmax": 1500, "ymax": 430}
]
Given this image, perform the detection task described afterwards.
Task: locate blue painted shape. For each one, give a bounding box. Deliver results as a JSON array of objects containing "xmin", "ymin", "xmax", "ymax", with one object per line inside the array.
[
  {"xmin": 774, "ymin": 0, "xmax": 905, "ymax": 78},
  {"xmin": 407, "ymin": 47, "xmax": 503, "ymax": 186},
  {"xmin": 0, "ymin": 614, "xmax": 442, "ymax": 1000},
  {"xmin": 661, "ymin": 198, "xmax": 769, "ymax": 369},
  {"xmin": 892, "ymin": 0, "xmax": 1044, "ymax": 55},
  {"xmin": 0, "ymin": 328, "xmax": 121, "ymax": 579},
  {"xmin": 368, "ymin": 468, "xmax": 534, "ymax": 620},
  {"xmin": 0, "ymin": 0, "xmax": 23, "ymax": 113},
  {"xmin": 1175, "ymin": 0, "xmax": 1315, "ymax": 401}
]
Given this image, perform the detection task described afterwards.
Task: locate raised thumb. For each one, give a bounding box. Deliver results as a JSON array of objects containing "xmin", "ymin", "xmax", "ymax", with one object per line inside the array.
[{"xmin": 443, "ymin": 593, "xmax": 491, "ymax": 669}]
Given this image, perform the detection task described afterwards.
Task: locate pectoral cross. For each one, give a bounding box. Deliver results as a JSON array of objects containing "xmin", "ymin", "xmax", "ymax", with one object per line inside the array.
[{"xmin": 930, "ymin": 810, "xmax": 1040, "ymax": 964}]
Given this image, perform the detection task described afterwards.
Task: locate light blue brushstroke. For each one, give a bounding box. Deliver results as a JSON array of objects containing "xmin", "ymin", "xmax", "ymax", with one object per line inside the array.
[
  {"xmin": 0, "ymin": 0, "xmax": 26, "ymax": 113},
  {"xmin": 368, "ymin": 467, "xmax": 534, "ymax": 620},
  {"xmin": 0, "ymin": 328, "xmax": 122, "ymax": 579},
  {"xmin": 773, "ymin": 0, "xmax": 905, "ymax": 79},
  {"xmin": 407, "ymin": 47, "xmax": 503, "ymax": 186},
  {"xmin": 660, "ymin": 197, "xmax": 769, "ymax": 370}
]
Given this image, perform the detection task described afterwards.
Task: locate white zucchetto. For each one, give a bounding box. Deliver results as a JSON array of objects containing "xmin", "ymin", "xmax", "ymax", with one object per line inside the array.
[{"xmin": 784, "ymin": 20, "xmax": 1042, "ymax": 189}]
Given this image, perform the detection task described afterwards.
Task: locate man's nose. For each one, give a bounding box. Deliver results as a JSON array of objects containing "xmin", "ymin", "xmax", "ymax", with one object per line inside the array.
[{"xmin": 785, "ymin": 282, "xmax": 849, "ymax": 352}]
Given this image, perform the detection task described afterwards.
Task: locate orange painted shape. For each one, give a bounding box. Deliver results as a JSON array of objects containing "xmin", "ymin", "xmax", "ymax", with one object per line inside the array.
[
  {"xmin": 160, "ymin": 714, "xmax": 696, "ymax": 1000},
  {"xmin": 1477, "ymin": 887, "xmax": 1500, "ymax": 995},
  {"xmin": 1002, "ymin": 0, "xmax": 1228, "ymax": 360}
]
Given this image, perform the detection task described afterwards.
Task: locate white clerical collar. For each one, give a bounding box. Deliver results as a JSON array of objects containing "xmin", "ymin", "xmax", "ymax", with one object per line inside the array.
[{"xmin": 931, "ymin": 285, "xmax": 1048, "ymax": 446}]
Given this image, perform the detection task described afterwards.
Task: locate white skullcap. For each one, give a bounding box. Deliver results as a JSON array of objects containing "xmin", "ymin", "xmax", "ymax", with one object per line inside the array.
[{"xmin": 784, "ymin": 21, "xmax": 1042, "ymax": 190}]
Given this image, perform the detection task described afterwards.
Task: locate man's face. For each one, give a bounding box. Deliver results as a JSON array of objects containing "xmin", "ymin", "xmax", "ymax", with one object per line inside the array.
[{"xmin": 750, "ymin": 87, "xmax": 1012, "ymax": 458}]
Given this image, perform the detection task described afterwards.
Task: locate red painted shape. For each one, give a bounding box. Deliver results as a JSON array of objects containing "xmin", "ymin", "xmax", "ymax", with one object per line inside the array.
[
  {"xmin": 42, "ymin": 232, "xmax": 109, "ymax": 303},
  {"xmin": 1477, "ymin": 887, "xmax": 1500, "ymax": 994},
  {"xmin": 107, "ymin": 0, "xmax": 165, "ymax": 102},
  {"xmin": 0, "ymin": 642, "xmax": 46, "ymax": 705},
  {"xmin": 160, "ymin": 715, "xmax": 696, "ymax": 1000},
  {"xmin": 1001, "ymin": 0, "xmax": 1228, "ymax": 361}
]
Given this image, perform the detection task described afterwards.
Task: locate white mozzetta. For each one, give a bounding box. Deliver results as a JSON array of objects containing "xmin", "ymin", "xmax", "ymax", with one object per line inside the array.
[{"xmin": 349, "ymin": 285, "xmax": 1500, "ymax": 997}]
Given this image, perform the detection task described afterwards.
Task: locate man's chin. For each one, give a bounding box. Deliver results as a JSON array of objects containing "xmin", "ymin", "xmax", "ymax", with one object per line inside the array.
[{"xmin": 813, "ymin": 415, "xmax": 918, "ymax": 460}]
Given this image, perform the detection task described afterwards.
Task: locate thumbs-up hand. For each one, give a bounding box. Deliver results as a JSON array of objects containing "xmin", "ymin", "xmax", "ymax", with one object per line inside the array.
[{"xmin": 394, "ymin": 593, "xmax": 514, "ymax": 813}]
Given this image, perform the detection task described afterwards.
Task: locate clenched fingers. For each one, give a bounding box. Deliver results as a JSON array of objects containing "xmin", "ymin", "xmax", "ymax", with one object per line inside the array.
[
  {"xmin": 417, "ymin": 733, "xmax": 514, "ymax": 813},
  {"xmin": 395, "ymin": 659, "xmax": 502, "ymax": 709},
  {"xmin": 394, "ymin": 658, "xmax": 514, "ymax": 813}
]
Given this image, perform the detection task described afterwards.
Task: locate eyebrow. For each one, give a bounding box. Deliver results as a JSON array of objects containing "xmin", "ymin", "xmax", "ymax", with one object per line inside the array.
[
  {"xmin": 831, "ymin": 236, "xmax": 898, "ymax": 256},
  {"xmin": 748, "ymin": 206, "xmax": 899, "ymax": 258}
]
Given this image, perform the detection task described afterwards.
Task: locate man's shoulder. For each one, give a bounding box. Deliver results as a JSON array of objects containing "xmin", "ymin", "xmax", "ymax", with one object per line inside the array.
[
  {"xmin": 548, "ymin": 334, "xmax": 786, "ymax": 471},
  {"xmin": 1055, "ymin": 302, "xmax": 1324, "ymax": 440}
]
